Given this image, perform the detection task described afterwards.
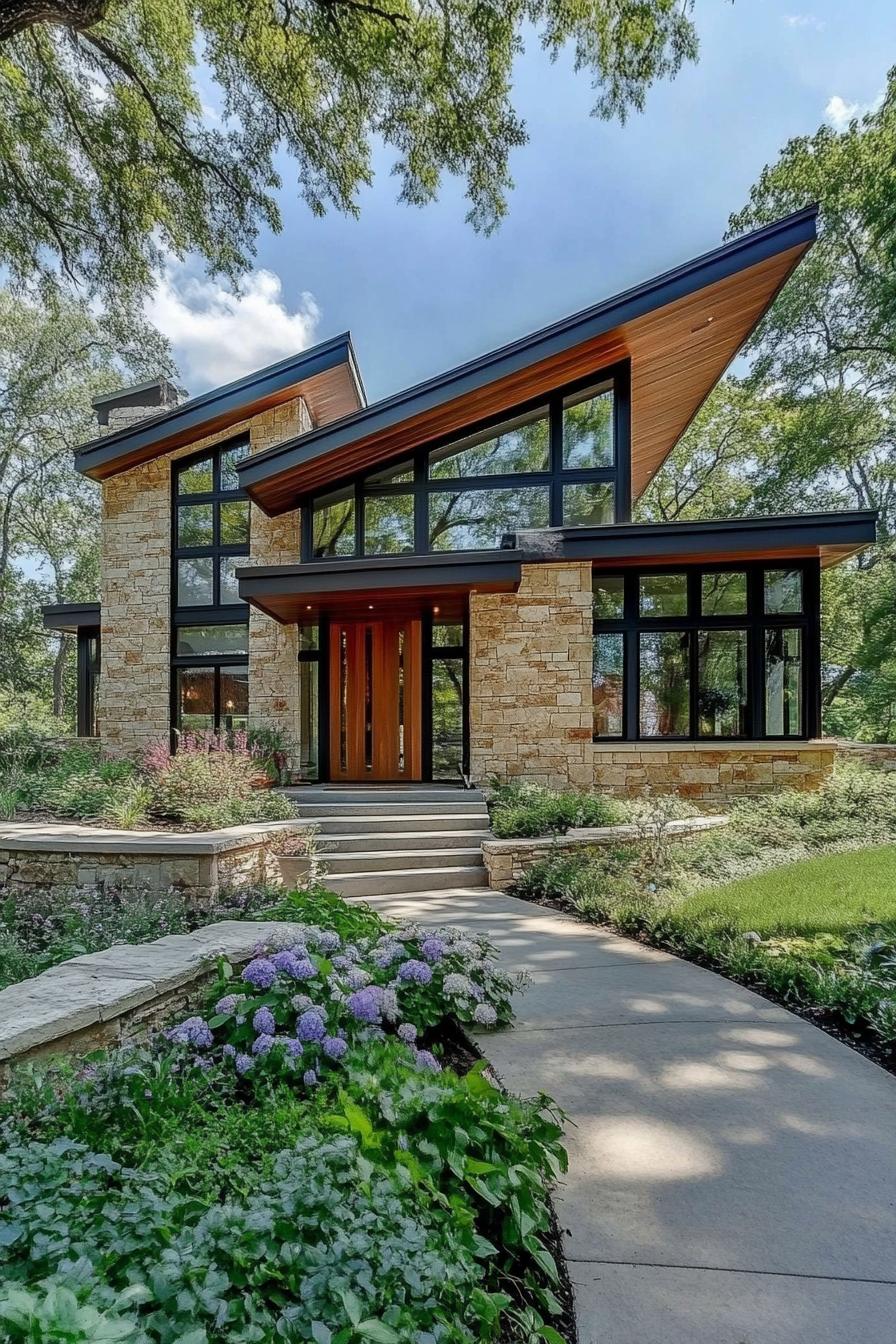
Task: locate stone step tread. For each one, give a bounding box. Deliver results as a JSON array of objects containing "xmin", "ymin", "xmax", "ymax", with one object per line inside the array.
[
  {"xmin": 319, "ymin": 830, "xmax": 491, "ymax": 843},
  {"xmin": 309, "ymin": 811, "xmax": 490, "ymax": 824},
  {"xmin": 326, "ymin": 865, "xmax": 488, "ymax": 884},
  {"xmin": 324, "ymin": 848, "xmax": 485, "ymax": 864}
]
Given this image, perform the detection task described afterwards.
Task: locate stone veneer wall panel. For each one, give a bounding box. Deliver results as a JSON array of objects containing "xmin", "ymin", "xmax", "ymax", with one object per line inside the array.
[
  {"xmin": 469, "ymin": 561, "xmax": 594, "ymax": 789},
  {"xmin": 99, "ymin": 398, "xmax": 309, "ymax": 757}
]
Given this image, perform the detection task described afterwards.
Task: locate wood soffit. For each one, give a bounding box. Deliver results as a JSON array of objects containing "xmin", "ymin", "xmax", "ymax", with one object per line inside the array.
[{"xmin": 243, "ymin": 240, "xmax": 810, "ymax": 514}]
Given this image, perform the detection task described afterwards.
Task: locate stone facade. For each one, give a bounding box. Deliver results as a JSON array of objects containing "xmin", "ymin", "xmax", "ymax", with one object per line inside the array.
[
  {"xmin": 470, "ymin": 562, "xmax": 594, "ymax": 789},
  {"xmin": 469, "ymin": 560, "xmax": 836, "ymax": 800},
  {"xmin": 98, "ymin": 398, "xmax": 309, "ymax": 758},
  {"xmin": 247, "ymin": 400, "xmax": 310, "ymax": 753},
  {"xmin": 834, "ymin": 741, "xmax": 896, "ymax": 772}
]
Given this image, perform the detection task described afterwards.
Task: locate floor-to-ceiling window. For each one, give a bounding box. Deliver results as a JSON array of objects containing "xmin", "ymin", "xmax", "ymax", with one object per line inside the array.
[
  {"xmin": 171, "ymin": 437, "xmax": 250, "ymax": 736},
  {"xmin": 592, "ymin": 562, "xmax": 817, "ymax": 742},
  {"xmin": 303, "ymin": 367, "xmax": 629, "ymax": 561}
]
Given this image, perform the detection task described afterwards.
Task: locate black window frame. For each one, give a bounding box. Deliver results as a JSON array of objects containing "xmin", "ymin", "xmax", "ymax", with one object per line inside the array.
[
  {"xmin": 300, "ymin": 362, "xmax": 631, "ymax": 561},
  {"xmin": 592, "ymin": 560, "xmax": 821, "ymax": 743},
  {"xmin": 170, "ymin": 435, "xmax": 251, "ymax": 738}
]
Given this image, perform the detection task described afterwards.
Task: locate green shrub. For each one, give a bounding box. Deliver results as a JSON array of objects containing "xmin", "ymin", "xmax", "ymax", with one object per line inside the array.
[
  {"xmin": 0, "ymin": 901, "xmax": 569, "ymax": 1344},
  {"xmin": 489, "ymin": 781, "xmax": 624, "ymax": 838}
]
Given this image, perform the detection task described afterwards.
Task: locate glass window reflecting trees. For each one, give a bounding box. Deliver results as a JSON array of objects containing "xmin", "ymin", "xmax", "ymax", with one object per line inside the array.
[
  {"xmin": 592, "ymin": 564, "xmax": 816, "ymax": 741},
  {"xmin": 301, "ymin": 373, "xmax": 625, "ymax": 561},
  {"xmin": 172, "ymin": 437, "xmax": 250, "ymax": 736}
]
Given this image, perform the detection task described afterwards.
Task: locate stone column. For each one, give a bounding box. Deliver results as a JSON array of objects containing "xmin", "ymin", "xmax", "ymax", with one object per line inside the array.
[
  {"xmin": 468, "ymin": 562, "xmax": 593, "ymax": 789},
  {"xmin": 246, "ymin": 400, "xmax": 311, "ymax": 759}
]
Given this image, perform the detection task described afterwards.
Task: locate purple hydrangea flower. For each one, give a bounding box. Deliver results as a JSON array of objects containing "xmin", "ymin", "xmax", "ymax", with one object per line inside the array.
[
  {"xmin": 373, "ymin": 942, "xmax": 406, "ymax": 969},
  {"xmin": 346, "ymin": 986, "xmax": 383, "ymax": 1024},
  {"xmin": 291, "ymin": 993, "xmax": 316, "ymax": 1012},
  {"xmin": 420, "ymin": 937, "xmax": 446, "ymax": 964},
  {"xmin": 322, "ymin": 1035, "xmax": 348, "ymax": 1060},
  {"xmin": 344, "ymin": 967, "xmax": 370, "ymax": 990},
  {"xmin": 280, "ymin": 1037, "xmax": 304, "ymax": 1058},
  {"xmin": 222, "ymin": 1044, "xmax": 236, "ymax": 1059},
  {"xmin": 303, "ymin": 1068, "xmax": 318, "ymax": 1087},
  {"xmin": 316, "ymin": 930, "xmax": 341, "ymax": 953},
  {"xmin": 472, "ymin": 1002, "xmax": 498, "ymax": 1027},
  {"xmin": 414, "ymin": 1049, "xmax": 442, "ymax": 1074},
  {"xmin": 215, "ymin": 994, "xmax": 242, "ymax": 1015},
  {"xmin": 252, "ymin": 1006, "xmax": 277, "ymax": 1036},
  {"xmin": 397, "ymin": 1022, "xmax": 417, "ymax": 1044},
  {"xmin": 235, "ymin": 1052, "xmax": 254, "ymax": 1075},
  {"xmin": 296, "ymin": 1009, "xmax": 326, "ymax": 1042},
  {"xmin": 165, "ymin": 1016, "xmax": 213, "ymax": 1049},
  {"xmin": 398, "ymin": 959, "xmax": 432, "ymax": 985},
  {"xmin": 252, "ymin": 1033, "xmax": 276, "ymax": 1056},
  {"xmin": 242, "ymin": 958, "xmax": 277, "ymax": 990}
]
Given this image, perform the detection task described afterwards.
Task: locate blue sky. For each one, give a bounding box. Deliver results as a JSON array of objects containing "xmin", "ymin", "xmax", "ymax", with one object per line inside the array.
[{"xmin": 149, "ymin": 0, "xmax": 895, "ymax": 400}]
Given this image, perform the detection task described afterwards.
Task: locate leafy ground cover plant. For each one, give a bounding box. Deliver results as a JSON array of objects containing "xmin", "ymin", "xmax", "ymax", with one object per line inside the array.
[
  {"xmin": 0, "ymin": 882, "xmax": 283, "ymax": 992},
  {"xmin": 488, "ymin": 780, "xmax": 626, "ymax": 838},
  {"xmin": 0, "ymin": 897, "xmax": 569, "ymax": 1344},
  {"xmin": 512, "ymin": 768, "xmax": 896, "ymax": 1060}
]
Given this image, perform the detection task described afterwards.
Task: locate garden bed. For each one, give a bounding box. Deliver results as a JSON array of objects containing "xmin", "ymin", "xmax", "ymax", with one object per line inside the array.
[
  {"xmin": 509, "ymin": 767, "xmax": 896, "ymax": 1074},
  {"xmin": 0, "ymin": 887, "xmax": 574, "ymax": 1344}
]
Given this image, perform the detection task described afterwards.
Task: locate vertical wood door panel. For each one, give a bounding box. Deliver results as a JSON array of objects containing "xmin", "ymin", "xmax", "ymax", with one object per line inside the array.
[{"xmin": 328, "ymin": 619, "xmax": 422, "ymax": 781}]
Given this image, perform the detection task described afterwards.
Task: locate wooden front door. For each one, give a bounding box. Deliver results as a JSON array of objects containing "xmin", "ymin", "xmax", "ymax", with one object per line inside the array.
[{"xmin": 328, "ymin": 619, "xmax": 422, "ymax": 781}]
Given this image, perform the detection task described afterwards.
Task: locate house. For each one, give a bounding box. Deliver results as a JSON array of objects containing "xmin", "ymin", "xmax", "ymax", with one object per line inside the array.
[{"xmin": 44, "ymin": 206, "xmax": 877, "ymax": 801}]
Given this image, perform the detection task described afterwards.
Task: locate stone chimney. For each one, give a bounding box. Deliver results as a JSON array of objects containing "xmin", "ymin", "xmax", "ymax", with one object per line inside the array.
[{"xmin": 92, "ymin": 376, "xmax": 189, "ymax": 435}]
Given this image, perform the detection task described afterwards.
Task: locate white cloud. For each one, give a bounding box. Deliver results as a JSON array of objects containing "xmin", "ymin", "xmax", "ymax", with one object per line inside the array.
[
  {"xmin": 783, "ymin": 13, "xmax": 824, "ymax": 29},
  {"xmin": 145, "ymin": 266, "xmax": 321, "ymax": 393},
  {"xmin": 825, "ymin": 90, "xmax": 884, "ymax": 132}
]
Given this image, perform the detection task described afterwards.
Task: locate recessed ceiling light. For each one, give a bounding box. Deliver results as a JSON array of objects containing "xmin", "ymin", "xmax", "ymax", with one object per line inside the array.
[
  {"xmin": 433, "ymin": 606, "xmax": 440, "ymax": 614},
  {"xmin": 691, "ymin": 315, "xmax": 715, "ymax": 333}
]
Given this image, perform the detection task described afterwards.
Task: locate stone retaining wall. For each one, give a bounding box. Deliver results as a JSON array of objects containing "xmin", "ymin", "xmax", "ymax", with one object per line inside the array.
[
  {"xmin": 834, "ymin": 741, "xmax": 896, "ymax": 772},
  {"xmin": 0, "ymin": 820, "xmax": 306, "ymax": 900},
  {"xmin": 0, "ymin": 920, "xmax": 305, "ymax": 1082},
  {"xmin": 482, "ymin": 815, "xmax": 729, "ymax": 891}
]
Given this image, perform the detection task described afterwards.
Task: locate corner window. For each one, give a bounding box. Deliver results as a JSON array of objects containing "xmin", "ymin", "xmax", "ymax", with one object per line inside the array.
[
  {"xmin": 592, "ymin": 563, "xmax": 814, "ymax": 742},
  {"xmin": 765, "ymin": 568, "xmax": 803, "ymax": 614},
  {"xmin": 172, "ymin": 436, "xmax": 250, "ymax": 739}
]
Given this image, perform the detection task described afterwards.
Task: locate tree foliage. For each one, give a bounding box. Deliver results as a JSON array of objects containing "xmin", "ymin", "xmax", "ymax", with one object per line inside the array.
[
  {"xmin": 0, "ymin": 0, "xmax": 698, "ymax": 301},
  {"xmin": 641, "ymin": 69, "xmax": 896, "ymax": 739},
  {"xmin": 0, "ymin": 291, "xmax": 171, "ymax": 725}
]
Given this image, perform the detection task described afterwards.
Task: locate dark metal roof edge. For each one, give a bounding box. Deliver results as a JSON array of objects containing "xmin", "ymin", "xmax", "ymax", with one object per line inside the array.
[
  {"xmin": 238, "ymin": 206, "xmax": 819, "ymax": 489},
  {"xmin": 75, "ymin": 333, "xmax": 359, "ymax": 476},
  {"xmin": 91, "ymin": 376, "xmax": 184, "ymax": 409},
  {"xmin": 236, "ymin": 549, "xmax": 524, "ymax": 583},
  {"xmin": 42, "ymin": 601, "xmax": 101, "ymax": 631},
  {"xmin": 512, "ymin": 509, "xmax": 877, "ymax": 559}
]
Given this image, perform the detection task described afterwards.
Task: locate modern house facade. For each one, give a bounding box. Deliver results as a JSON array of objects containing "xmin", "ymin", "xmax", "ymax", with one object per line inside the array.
[{"xmin": 45, "ymin": 206, "xmax": 877, "ymax": 800}]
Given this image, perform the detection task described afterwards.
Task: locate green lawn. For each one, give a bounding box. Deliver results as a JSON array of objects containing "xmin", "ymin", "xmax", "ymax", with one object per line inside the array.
[{"xmin": 675, "ymin": 843, "xmax": 896, "ymax": 938}]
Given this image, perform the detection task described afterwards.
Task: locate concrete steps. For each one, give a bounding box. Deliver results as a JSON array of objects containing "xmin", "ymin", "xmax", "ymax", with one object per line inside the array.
[
  {"xmin": 325, "ymin": 865, "xmax": 488, "ymax": 898},
  {"xmin": 285, "ymin": 785, "xmax": 491, "ymax": 898}
]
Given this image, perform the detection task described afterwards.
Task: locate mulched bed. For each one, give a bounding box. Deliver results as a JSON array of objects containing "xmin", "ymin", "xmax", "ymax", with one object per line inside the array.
[{"xmin": 515, "ymin": 886, "xmax": 896, "ymax": 1082}]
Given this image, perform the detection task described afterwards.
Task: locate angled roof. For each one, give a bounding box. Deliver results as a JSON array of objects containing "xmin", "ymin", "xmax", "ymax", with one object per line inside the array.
[
  {"xmin": 238, "ymin": 206, "xmax": 818, "ymax": 515},
  {"xmin": 75, "ymin": 334, "xmax": 366, "ymax": 480}
]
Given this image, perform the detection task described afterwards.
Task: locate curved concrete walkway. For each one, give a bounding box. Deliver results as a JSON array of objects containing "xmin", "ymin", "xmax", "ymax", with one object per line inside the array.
[{"xmin": 361, "ymin": 887, "xmax": 896, "ymax": 1344}]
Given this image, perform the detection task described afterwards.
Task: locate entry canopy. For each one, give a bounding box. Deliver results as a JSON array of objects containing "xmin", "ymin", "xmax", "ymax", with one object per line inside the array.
[{"xmin": 237, "ymin": 207, "xmax": 818, "ymax": 515}]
